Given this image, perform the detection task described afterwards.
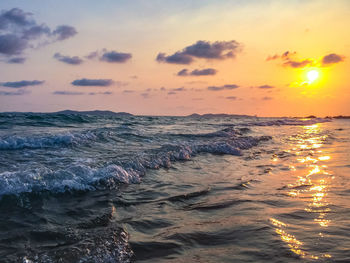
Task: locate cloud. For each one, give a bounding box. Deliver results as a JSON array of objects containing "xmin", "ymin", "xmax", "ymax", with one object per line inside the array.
[
  {"xmin": 0, "ymin": 8, "xmax": 33, "ymax": 29},
  {"xmin": 0, "ymin": 34, "xmax": 28, "ymax": 55},
  {"xmin": 177, "ymin": 68, "xmax": 217, "ymax": 76},
  {"xmin": 52, "ymin": 25, "xmax": 77, "ymax": 41},
  {"xmin": 177, "ymin": 69, "xmax": 189, "ymax": 76},
  {"xmin": 0, "ymin": 8, "xmax": 77, "ymax": 60},
  {"xmin": 88, "ymin": 91, "xmax": 113, "ymax": 95},
  {"xmin": 207, "ymin": 84, "xmax": 239, "ymax": 91},
  {"xmin": 262, "ymin": 96, "xmax": 273, "ymax": 100},
  {"xmin": 141, "ymin": 92, "xmax": 150, "ymax": 98},
  {"xmin": 283, "ymin": 59, "xmax": 312, "ymax": 68},
  {"xmin": 322, "ymin": 53, "xmax": 345, "ymax": 65},
  {"xmin": 268, "ymin": 50, "xmax": 345, "ymax": 68},
  {"xmin": 171, "ymin": 87, "xmax": 186, "ymax": 92},
  {"xmin": 257, "ymin": 85, "xmax": 274, "ymax": 89},
  {"xmin": 71, "ymin": 78, "xmax": 113, "ymax": 87},
  {"xmin": 0, "ymin": 89, "xmax": 29, "ymax": 96},
  {"xmin": 7, "ymin": 56, "xmax": 26, "ymax": 64},
  {"xmin": 226, "ymin": 96, "xmax": 237, "ymax": 100},
  {"xmin": 100, "ymin": 50, "xmax": 132, "ymax": 63},
  {"xmin": 266, "ymin": 51, "xmax": 296, "ymax": 61},
  {"xmin": 53, "ymin": 52, "xmax": 83, "ymax": 65},
  {"xmin": 86, "ymin": 49, "xmax": 132, "ymax": 63},
  {"xmin": 123, "ymin": 89, "xmax": 134, "ymax": 93},
  {"xmin": 157, "ymin": 52, "xmax": 193, "ymax": 64},
  {"xmin": 168, "ymin": 91, "xmax": 176, "ymax": 95},
  {"xmin": 85, "ymin": 51, "xmax": 98, "ymax": 59},
  {"xmin": 157, "ymin": 40, "xmax": 241, "ymax": 64},
  {"xmin": 53, "ymin": 91, "xmax": 84, "ymax": 95},
  {"xmin": 1, "ymin": 80, "xmax": 44, "ymax": 88},
  {"xmin": 160, "ymin": 87, "xmax": 166, "ymax": 91}
]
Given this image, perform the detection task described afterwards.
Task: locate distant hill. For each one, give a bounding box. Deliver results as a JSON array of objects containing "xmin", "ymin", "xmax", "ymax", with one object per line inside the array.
[
  {"xmin": 55, "ymin": 110, "xmax": 133, "ymax": 117},
  {"xmin": 331, "ymin": 115, "xmax": 350, "ymax": 119},
  {"xmin": 187, "ymin": 113, "xmax": 253, "ymax": 118}
]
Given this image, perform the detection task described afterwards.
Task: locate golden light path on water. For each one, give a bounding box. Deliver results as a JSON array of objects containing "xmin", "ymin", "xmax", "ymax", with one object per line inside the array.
[{"xmin": 270, "ymin": 124, "xmax": 333, "ymax": 260}]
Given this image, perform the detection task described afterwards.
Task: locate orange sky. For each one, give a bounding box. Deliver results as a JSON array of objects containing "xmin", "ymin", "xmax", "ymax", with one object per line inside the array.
[{"xmin": 0, "ymin": 0, "xmax": 349, "ymax": 116}]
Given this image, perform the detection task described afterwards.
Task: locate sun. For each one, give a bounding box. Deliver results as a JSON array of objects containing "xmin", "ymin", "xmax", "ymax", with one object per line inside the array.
[{"xmin": 307, "ymin": 69, "xmax": 320, "ymax": 83}]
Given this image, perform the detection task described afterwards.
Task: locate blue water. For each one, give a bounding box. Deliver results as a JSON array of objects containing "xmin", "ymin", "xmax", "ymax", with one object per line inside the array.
[{"xmin": 0, "ymin": 113, "xmax": 349, "ymax": 262}]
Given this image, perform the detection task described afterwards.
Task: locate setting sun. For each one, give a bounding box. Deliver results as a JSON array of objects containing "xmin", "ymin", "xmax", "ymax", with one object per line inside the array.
[{"xmin": 307, "ymin": 70, "xmax": 320, "ymax": 84}]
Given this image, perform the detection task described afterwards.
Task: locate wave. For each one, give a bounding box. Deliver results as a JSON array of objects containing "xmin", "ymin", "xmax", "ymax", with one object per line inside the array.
[
  {"xmin": 0, "ymin": 135, "xmax": 271, "ymax": 198},
  {"xmin": 247, "ymin": 118, "xmax": 330, "ymax": 127},
  {"xmin": 0, "ymin": 130, "xmax": 99, "ymax": 150}
]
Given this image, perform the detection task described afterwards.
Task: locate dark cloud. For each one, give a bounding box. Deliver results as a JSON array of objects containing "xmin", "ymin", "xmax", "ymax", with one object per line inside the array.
[
  {"xmin": 52, "ymin": 25, "xmax": 77, "ymax": 41},
  {"xmin": 156, "ymin": 52, "xmax": 193, "ymax": 64},
  {"xmin": 0, "ymin": 34, "xmax": 28, "ymax": 55},
  {"xmin": 322, "ymin": 53, "xmax": 344, "ymax": 65},
  {"xmin": 0, "ymin": 8, "xmax": 77, "ymax": 60},
  {"xmin": 71, "ymin": 78, "xmax": 113, "ymax": 87},
  {"xmin": 283, "ymin": 59, "xmax": 312, "ymax": 68},
  {"xmin": 191, "ymin": 68, "xmax": 217, "ymax": 76},
  {"xmin": 7, "ymin": 56, "xmax": 26, "ymax": 64},
  {"xmin": 207, "ymin": 84, "xmax": 239, "ymax": 91},
  {"xmin": 177, "ymin": 69, "xmax": 189, "ymax": 76},
  {"xmin": 160, "ymin": 87, "xmax": 166, "ymax": 91},
  {"xmin": 0, "ymin": 8, "xmax": 34, "ymax": 29},
  {"xmin": 226, "ymin": 96, "xmax": 237, "ymax": 100},
  {"xmin": 130, "ymin": 75, "xmax": 138, "ymax": 79},
  {"xmin": 177, "ymin": 68, "xmax": 217, "ymax": 76},
  {"xmin": 168, "ymin": 91, "xmax": 176, "ymax": 95},
  {"xmin": 100, "ymin": 51, "xmax": 132, "ymax": 63},
  {"xmin": 257, "ymin": 85, "xmax": 274, "ymax": 89},
  {"xmin": 23, "ymin": 24, "xmax": 50, "ymax": 40},
  {"xmin": 53, "ymin": 52, "xmax": 83, "ymax": 65},
  {"xmin": 53, "ymin": 91, "xmax": 84, "ymax": 95},
  {"xmin": 157, "ymin": 40, "xmax": 241, "ymax": 64},
  {"xmin": 1, "ymin": 80, "xmax": 44, "ymax": 88},
  {"xmin": 0, "ymin": 89, "xmax": 29, "ymax": 96}
]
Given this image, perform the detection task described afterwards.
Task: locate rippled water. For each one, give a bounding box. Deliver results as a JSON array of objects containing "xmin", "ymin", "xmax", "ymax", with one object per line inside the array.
[{"xmin": 0, "ymin": 113, "xmax": 349, "ymax": 262}]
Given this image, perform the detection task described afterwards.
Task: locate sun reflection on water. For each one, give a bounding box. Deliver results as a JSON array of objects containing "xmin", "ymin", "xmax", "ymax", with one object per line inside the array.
[{"xmin": 271, "ymin": 123, "xmax": 333, "ymax": 259}]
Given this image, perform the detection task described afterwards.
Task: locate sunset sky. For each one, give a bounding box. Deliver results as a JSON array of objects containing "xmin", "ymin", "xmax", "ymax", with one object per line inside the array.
[{"xmin": 0, "ymin": 0, "xmax": 349, "ymax": 116}]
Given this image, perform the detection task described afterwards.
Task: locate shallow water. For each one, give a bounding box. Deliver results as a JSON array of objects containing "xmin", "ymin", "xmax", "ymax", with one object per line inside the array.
[{"xmin": 0, "ymin": 113, "xmax": 349, "ymax": 262}]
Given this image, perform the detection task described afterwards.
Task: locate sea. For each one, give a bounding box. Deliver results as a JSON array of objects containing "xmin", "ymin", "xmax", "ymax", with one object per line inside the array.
[{"xmin": 0, "ymin": 112, "xmax": 349, "ymax": 262}]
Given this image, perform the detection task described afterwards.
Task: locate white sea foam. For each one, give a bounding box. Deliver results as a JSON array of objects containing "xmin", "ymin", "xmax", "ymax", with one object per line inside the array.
[{"xmin": 0, "ymin": 135, "xmax": 271, "ymax": 197}]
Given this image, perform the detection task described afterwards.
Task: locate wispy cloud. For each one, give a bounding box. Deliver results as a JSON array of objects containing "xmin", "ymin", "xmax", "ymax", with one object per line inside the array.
[
  {"xmin": 267, "ymin": 50, "xmax": 345, "ymax": 68},
  {"xmin": 0, "ymin": 89, "xmax": 29, "ymax": 96},
  {"xmin": 53, "ymin": 91, "xmax": 84, "ymax": 95},
  {"xmin": 207, "ymin": 84, "xmax": 239, "ymax": 91}
]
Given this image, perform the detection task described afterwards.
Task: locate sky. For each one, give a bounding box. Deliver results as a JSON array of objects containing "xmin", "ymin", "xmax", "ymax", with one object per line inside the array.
[{"xmin": 0, "ymin": 0, "xmax": 349, "ymax": 116}]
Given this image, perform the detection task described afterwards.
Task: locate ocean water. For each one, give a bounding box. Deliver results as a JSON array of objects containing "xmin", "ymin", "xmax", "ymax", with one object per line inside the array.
[{"xmin": 0, "ymin": 113, "xmax": 349, "ymax": 262}]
